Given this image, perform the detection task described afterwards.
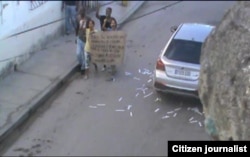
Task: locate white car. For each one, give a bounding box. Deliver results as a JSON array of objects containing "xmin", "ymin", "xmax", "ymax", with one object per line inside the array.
[{"xmin": 153, "ymin": 23, "xmax": 215, "ymax": 98}]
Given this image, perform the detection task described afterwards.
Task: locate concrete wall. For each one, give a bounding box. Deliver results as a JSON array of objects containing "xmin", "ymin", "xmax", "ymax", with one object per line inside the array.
[{"xmin": 0, "ymin": 1, "xmax": 64, "ymax": 79}]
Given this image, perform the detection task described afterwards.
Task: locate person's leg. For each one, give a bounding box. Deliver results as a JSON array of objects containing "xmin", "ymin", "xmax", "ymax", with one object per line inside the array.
[
  {"xmin": 106, "ymin": 65, "xmax": 116, "ymax": 81},
  {"xmin": 69, "ymin": 6, "xmax": 77, "ymax": 33},
  {"xmin": 65, "ymin": 5, "xmax": 71, "ymax": 34},
  {"xmin": 84, "ymin": 51, "xmax": 90, "ymax": 79},
  {"xmin": 76, "ymin": 38, "xmax": 82, "ymax": 66},
  {"xmin": 76, "ymin": 38, "xmax": 85, "ymax": 74}
]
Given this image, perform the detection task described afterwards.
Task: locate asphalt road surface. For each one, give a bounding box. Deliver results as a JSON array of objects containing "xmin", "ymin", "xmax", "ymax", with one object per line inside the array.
[{"xmin": 2, "ymin": 1, "xmax": 236, "ymax": 156}]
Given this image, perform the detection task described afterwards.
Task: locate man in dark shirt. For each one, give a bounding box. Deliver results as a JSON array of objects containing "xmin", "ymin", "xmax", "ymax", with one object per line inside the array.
[
  {"xmin": 96, "ymin": 5, "xmax": 117, "ymax": 71},
  {"xmin": 61, "ymin": 1, "xmax": 78, "ymax": 35},
  {"xmin": 96, "ymin": 5, "xmax": 115, "ymax": 31}
]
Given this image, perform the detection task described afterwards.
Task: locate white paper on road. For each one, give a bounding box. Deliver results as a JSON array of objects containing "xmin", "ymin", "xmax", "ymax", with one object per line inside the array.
[
  {"xmin": 116, "ymin": 109, "xmax": 125, "ymax": 112},
  {"xmin": 138, "ymin": 69, "xmax": 141, "ymax": 73},
  {"xmin": 144, "ymin": 92, "xmax": 153, "ymax": 98},
  {"xmin": 167, "ymin": 111, "xmax": 174, "ymax": 114},
  {"xmin": 190, "ymin": 120, "xmax": 198, "ymax": 123},
  {"xmin": 136, "ymin": 87, "xmax": 148, "ymax": 95},
  {"xmin": 155, "ymin": 97, "xmax": 162, "ymax": 102},
  {"xmin": 125, "ymin": 72, "xmax": 132, "ymax": 76},
  {"xmin": 189, "ymin": 117, "xmax": 194, "ymax": 121},
  {"xmin": 127, "ymin": 105, "xmax": 132, "ymax": 110},
  {"xmin": 135, "ymin": 93, "xmax": 139, "ymax": 97},
  {"xmin": 89, "ymin": 106, "xmax": 97, "ymax": 108},
  {"xmin": 97, "ymin": 104, "xmax": 106, "ymax": 107},
  {"xmin": 154, "ymin": 108, "xmax": 160, "ymax": 113},
  {"xmin": 174, "ymin": 107, "xmax": 181, "ymax": 111},
  {"xmin": 190, "ymin": 107, "xmax": 203, "ymax": 115},
  {"xmin": 147, "ymin": 79, "xmax": 152, "ymax": 83},
  {"xmin": 161, "ymin": 115, "xmax": 170, "ymax": 119},
  {"xmin": 173, "ymin": 113, "xmax": 177, "ymax": 117},
  {"xmin": 199, "ymin": 122, "xmax": 203, "ymax": 127},
  {"xmin": 118, "ymin": 97, "xmax": 123, "ymax": 102},
  {"xmin": 133, "ymin": 77, "xmax": 141, "ymax": 81},
  {"xmin": 130, "ymin": 112, "xmax": 133, "ymax": 117}
]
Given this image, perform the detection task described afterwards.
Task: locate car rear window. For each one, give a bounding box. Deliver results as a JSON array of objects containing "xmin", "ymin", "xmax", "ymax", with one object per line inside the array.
[{"xmin": 164, "ymin": 39, "xmax": 202, "ymax": 64}]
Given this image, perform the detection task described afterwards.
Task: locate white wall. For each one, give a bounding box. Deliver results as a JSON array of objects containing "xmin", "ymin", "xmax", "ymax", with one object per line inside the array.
[{"xmin": 0, "ymin": 1, "xmax": 64, "ymax": 78}]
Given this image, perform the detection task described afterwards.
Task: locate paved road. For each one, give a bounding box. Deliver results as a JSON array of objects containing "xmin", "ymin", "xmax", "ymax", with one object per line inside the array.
[{"xmin": 2, "ymin": 1, "xmax": 236, "ymax": 156}]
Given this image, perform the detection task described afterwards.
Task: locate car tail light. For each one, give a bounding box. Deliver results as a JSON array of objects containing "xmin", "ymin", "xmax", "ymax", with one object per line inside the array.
[{"xmin": 156, "ymin": 58, "xmax": 165, "ymax": 71}]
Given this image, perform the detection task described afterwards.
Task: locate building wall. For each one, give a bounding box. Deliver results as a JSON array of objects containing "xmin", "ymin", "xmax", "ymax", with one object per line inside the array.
[{"xmin": 0, "ymin": 1, "xmax": 64, "ymax": 79}]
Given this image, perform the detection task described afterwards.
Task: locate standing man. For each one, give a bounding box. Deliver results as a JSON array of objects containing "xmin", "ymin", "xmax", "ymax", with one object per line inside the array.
[
  {"xmin": 61, "ymin": 1, "xmax": 78, "ymax": 35},
  {"xmin": 96, "ymin": 5, "xmax": 115, "ymax": 31},
  {"xmin": 96, "ymin": 5, "xmax": 117, "ymax": 71},
  {"xmin": 75, "ymin": 8, "xmax": 90, "ymax": 75}
]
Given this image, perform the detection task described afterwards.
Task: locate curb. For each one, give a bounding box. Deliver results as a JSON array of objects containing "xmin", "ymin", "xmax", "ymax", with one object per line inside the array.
[{"xmin": 117, "ymin": 1, "xmax": 145, "ymax": 29}]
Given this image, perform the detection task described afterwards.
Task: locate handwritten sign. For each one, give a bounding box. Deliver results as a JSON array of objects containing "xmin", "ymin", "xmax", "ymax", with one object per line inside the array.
[{"xmin": 89, "ymin": 31, "xmax": 126, "ymax": 65}]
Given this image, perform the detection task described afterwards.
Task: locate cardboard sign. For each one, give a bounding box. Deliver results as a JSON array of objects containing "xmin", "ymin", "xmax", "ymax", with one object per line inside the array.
[{"xmin": 89, "ymin": 31, "xmax": 126, "ymax": 65}]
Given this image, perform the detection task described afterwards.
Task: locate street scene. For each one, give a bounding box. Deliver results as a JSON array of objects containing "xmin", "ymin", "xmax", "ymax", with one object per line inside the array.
[{"xmin": 0, "ymin": 0, "xmax": 240, "ymax": 156}]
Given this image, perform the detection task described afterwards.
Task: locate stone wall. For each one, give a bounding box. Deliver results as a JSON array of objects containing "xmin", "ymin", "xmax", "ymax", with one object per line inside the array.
[{"xmin": 199, "ymin": 1, "xmax": 250, "ymax": 140}]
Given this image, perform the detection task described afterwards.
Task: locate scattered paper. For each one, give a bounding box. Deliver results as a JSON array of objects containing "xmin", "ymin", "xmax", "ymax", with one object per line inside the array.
[
  {"xmin": 133, "ymin": 77, "xmax": 141, "ymax": 81},
  {"xmin": 125, "ymin": 72, "xmax": 132, "ymax": 76},
  {"xmin": 144, "ymin": 92, "xmax": 153, "ymax": 98},
  {"xmin": 173, "ymin": 113, "xmax": 177, "ymax": 117},
  {"xmin": 161, "ymin": 115, "xmax": 170, "ymax": 119},
  {"xmin": 154, "ymin": 108, "xmax": 160, "ymax": 113},
  {"xmin": 167, "ymin": 111, "xmax": 174, "ymax": 114},
  {"xmin": 89, "ymin": 106, "xmax": 97, "ymax": 109},
  {"xmin": 199, "ymin": 122, "xmax": 203, "ymax": 127},
  {"xmin": 127, "ymin": 105, "xmax": 132, "ymax": 110},
  {"xmin": 118, "ymin": 97, "xmax": 123, "ymax": 102},
  {"xmin": 190, "ymin": 120, "xmax": 198, "ymax": 123},
  {"xmin": 147, "ymin": 79, "xmax": 152, "ymax": 83},
  {"xmin": 174, "ymin": 107, "xmax": 181, "ymax": 111},
  {"xmin": 115, "ymin": 109, "xmax": 125, "ymax": 112},
  {"xmin": 190, "ymin": 107, "xmax": 203, "ymax": 115},
  {"xmin": 144, "ymin": 68, "xmax": 150, "ymax": 72},
  {"xmin": 189, "ymin": 117, "xmax": 194, "ymax": 121},
  {"xmin": 138, "ymin": 69, "xmax": 141, "ymax": 73},
  {"xmin": 130, "ymin": 112, "xmax": 133, "ymax": 117},
  {"xmin": 155, "ymin": 97, "xmax": 162, "ymax": 102},
  {"xmin": 135, "ymin": 93, "xmax": 139, "ymax": 97},
  {"xmin": 97, "ymin": 104, "xmax": 106, "ymax": 107}
]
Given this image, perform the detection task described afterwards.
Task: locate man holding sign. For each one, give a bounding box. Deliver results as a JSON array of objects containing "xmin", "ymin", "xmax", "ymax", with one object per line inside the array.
[{"xmin": 89, "ymin": 19, "xmax": 126, "ymax": 81}]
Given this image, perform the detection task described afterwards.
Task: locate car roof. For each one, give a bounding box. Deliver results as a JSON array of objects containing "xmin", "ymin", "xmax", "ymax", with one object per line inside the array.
[{"xmin": 173, "ymin": 23, "xmax": 215, "ymax": 42}]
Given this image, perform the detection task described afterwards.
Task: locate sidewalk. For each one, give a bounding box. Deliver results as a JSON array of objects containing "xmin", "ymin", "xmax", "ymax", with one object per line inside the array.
[{"xmin": 0, "ymin": 1, "xmax": 145, "ymax": 151}]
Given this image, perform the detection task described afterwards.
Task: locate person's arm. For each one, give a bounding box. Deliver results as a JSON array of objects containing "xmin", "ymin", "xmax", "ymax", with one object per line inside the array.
[
  {"xmin": 96, "ymin": 4, "xmax": 100, "ymax": 19},
  {"xmin": 102, "ymin": 18, "xmax": 107, "ymax": 31}
]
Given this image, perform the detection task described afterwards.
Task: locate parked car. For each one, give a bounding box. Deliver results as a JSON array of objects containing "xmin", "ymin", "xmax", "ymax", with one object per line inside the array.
[{"xmin": 153, "ymin": 23, "xmax": 215, "ymax": 98}]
